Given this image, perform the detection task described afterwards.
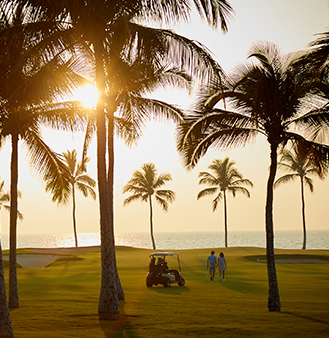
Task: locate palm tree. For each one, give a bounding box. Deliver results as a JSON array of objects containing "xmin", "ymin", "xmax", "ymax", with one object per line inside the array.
[
  {"xmin": 0, "ymin": 180, "xmax": 23, "ymax": 225},
  {"xmin": 123, "ymin": 163, "xmax": 176, "ymax": 250},
  {"xmin": 44, "ymin": 150, "xmax": 96, "ymax": 248},
  {"xmin": 0, "ymin": 240, "xmax": 13, "ymax": 338},
  {"xmin": 197, "ymin": 158, "xmax": 253, "ymax": 247},
  {"xmin": 177, "ymin": 41, "xmax": 329, "ymax": 311},
  {"xmin": 16, "ymin": 0, "xmax": 234, "ymax": 320},
  {"xmin": 0, "ymin": 180, "xmax": 23, "ymax": 338},
  {"xmin": 0, "ymin": 2, "xmax": 86, "ymax": 309},
  {"xmin": 274, "ymin": 145, "xmax": 326, "ymax": 250}
]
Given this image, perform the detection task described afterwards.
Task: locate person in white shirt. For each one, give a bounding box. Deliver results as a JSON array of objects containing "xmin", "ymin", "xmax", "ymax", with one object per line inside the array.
[{"xmin": 217, "ymin": 252, "xmax": 227, "ymax": 281}]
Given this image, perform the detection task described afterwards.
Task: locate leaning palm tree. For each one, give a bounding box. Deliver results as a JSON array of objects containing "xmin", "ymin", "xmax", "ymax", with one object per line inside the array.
[
  {"xmin": 197, "ymin": 158, "xmax": 253, "ymax": 247},
  {"xmin": 274, "ymin": 145, "xmax": 326, "ymax": 250},
  {"xmin": 18, "ymin": 0, "xmax": 234, "ymax": 320},
  {"xmin": 123, "ymin": 163, "xmax": 176, "ymax": 250},
  {"xmin": 0, "ymin": 2, "xmax": 86, "ymax": 309},
  {"xmin": 177, "ymin": 41, "xmax": 329, "ymax": 311},
  {"xmin": 44, "ymin": 150, "xmax": 96, "ymax": 248}
]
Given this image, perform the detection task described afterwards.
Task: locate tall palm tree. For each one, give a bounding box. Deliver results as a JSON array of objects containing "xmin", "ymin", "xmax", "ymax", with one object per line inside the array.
[
  {"xmin": 79, "ymin": 60, "xmax": 192, "ymax": 302},
  {"xmin": 44, "ymin": 150, "xmax": 96, "ymax": 248},
  {"xmin": 177, "ymin": 41, "xmax": 329, "ymax": 311},
  {"xmin": 123, "ymin": 163, "xmax": 175, "ymax": 250},
  {"xmin": 197, "ymin": 157, "xmax": 253, "ymax": 247},
  {"xmin": 16, "ymin": 0, "xmax": 234, "ymax": 320},
  {"xmin": 0, "ymin": 2, "xmax": 86, "ymax": 309},
  {"xmin": 274, "ymin": 145, "xmax": 326, "ymax": 250}
]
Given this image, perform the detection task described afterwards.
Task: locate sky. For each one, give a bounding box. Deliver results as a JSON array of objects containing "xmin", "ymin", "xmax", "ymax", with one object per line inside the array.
[{"xmin": 0, "ymin": 0, "xmax": 329, "ymax": 240}]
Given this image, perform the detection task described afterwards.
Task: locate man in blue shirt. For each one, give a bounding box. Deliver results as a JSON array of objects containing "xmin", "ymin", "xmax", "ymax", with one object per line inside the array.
[{"xmin": 207, "ymin": 250, "xmax": 217, "ymax": 281}]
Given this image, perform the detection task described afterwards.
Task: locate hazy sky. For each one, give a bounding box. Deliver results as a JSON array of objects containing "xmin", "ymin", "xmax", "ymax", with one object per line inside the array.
[{"xmin": 0, "ymin": 0, "xmax": 329, "ymax": 240}]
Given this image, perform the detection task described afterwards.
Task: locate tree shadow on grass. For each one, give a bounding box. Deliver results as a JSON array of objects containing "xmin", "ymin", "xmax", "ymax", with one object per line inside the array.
[
  {"xmin": 281, "ymin": 311, "xmax": 329, "ymax": 326},
  {"xmin": 197, "ymin": 257, "xmax": 265, "ymax": 294},
  {"xmin": 100, "ymin": 315, "xmax": 141, "ymax": 338},
  {"xmin": 147, "ymin": 285, "xmax": 190, "ymax": 294}
]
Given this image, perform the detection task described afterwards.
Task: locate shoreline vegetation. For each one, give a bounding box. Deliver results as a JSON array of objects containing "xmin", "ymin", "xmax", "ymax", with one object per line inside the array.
[{"xmin": 2, "ymin": 246, "xmax": 329, "ymax": 337}]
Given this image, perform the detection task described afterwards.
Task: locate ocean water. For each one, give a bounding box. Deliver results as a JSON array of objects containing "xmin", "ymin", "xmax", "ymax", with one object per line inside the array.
[{"xmin": 0, "ymin": 230, "xmax": 328, "ymax": 251}]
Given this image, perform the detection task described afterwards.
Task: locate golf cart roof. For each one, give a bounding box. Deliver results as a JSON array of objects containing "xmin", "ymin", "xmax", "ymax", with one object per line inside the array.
[{"xmin": 149, "ymin": 252, "xmax": 179, "ymax": 257}]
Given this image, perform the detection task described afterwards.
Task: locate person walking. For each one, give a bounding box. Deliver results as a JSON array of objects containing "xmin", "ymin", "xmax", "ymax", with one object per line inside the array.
[
  {"xmin": 207, "ymin": 250, "xmax": 217, "ymax": 281},
  {"xmin": 217, "ymin": 252, "xmax": 227, "ymax": 281}
]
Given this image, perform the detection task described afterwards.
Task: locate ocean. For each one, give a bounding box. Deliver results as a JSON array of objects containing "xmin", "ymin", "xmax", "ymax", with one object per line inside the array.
[{"xmin": 0, "ymin": 230, "xmax": 328, "ymax": 251}]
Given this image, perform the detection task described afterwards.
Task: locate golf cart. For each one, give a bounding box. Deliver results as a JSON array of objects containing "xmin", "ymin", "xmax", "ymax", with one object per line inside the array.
[{"xmin": 146, "ymin": 252, "xmax": 185, "ymax": 287}]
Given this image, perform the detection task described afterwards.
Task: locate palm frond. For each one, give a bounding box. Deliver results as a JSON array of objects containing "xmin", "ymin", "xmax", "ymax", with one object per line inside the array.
[
  {"xmin": 197, "ymin": 187, "xmax": 219, "ymax": 199},
  {"xmin": 154, "ymin": 195, "xmax": 169, "ymax": 212},
  {"xmin": 304, "ymin": 176, "xmax": 314, "ymax": 193},
  {"xmin": 228, "ymin": 186, "xmax": 251, "ymax": 198},
  {"xmin": 76, "ymin": 182, "xmax": 97, "ymax": 199},
  {"xmin": 274, "ymin": 174, "xmax": 298, "ymax": 188},
  {"xmin": 123, "ymin": 193, "xmax": 144, "ymax": 206}
]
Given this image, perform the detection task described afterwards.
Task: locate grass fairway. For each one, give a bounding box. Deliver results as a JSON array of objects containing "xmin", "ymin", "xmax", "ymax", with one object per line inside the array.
[{"xmin": 4, "ymin": 246, "xmax": 329, "ymax": 337}]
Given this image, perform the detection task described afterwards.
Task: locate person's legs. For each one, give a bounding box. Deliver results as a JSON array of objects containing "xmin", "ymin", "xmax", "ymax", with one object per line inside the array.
[{"xmin": 210, "ymin": 265, "xmax": 215, "ymax": 280}]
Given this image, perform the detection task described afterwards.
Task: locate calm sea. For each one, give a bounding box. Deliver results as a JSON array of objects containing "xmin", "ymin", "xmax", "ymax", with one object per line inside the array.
[{"xmin": 0, "ymin": 230, "xmax": 328, "ymax": 251}]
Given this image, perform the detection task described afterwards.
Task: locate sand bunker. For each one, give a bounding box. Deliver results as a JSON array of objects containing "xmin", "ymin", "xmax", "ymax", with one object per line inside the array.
[
  {"xmin": 3, "ymin": 254, "xmax": 63, "ymax": 268},
  {"xmin": 3, "ymin": 246, "xmax": 100, "ymax": 268}
]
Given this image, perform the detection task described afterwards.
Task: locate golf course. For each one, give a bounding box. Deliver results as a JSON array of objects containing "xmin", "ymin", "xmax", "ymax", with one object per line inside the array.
[{"xmin": 3, "ymin": 246, "xmax": 329, "ymax": 337}]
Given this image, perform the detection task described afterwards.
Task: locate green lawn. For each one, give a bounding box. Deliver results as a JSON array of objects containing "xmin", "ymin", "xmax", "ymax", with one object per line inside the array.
[{"xmin": 4, "ymin": 246, "xmax": 329, "ymax": 337}]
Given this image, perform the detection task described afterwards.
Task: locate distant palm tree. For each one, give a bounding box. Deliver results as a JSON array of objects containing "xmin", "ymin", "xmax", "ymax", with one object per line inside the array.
[
  {"xmin": 177, "ymin": 41, "xmax": 329, "ymax": 311},
  {"xmin": 0, "ymin": 181, "xmax": 11, "ymax": 218},
  {"xmin": 197, "ymin": 158, "xmax": 253, "ymax": 247},
  {"xmin": 44, "ymin": 150, "xmax": 96, "ymax": 248},
  {"xmin": 274, "ymin": 146, "xmax": 326, "ymax": 249},
  {"xmin": 0, "ymin": 180, "xmax": 23, "ymax": 224},
  {"xmin": 122, "ymin": 163, "xmax": 175, "ymax": 250}
]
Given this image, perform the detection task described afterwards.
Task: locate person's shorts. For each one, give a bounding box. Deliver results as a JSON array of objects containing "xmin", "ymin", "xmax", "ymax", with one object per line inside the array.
[
  {"xmin": 209, "ymin": 265, "xmax": 216, "ymax": 273},
  {"xmin": 218, "ymin": 267, "xmax": 226, "ymax": 271}
]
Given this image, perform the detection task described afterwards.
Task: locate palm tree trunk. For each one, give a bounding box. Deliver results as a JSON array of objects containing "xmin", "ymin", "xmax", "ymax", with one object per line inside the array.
[
  {"xmin": 72, "ymin": 186, "xmax": 78, "ymax": 248},
  {"xmin": 107, "ymin": 101, "xmax": 125, "ymax": 301},
  {"xmin": 95, "ymin": 42, "xmax": 119, "ymax": 320},
  {"xmin": 265, "ymin": 143, "xmax": 281, "ymax": 312},
  {"xmin": 9, "ymin": 133, "xmax": 19, "ymax": 309},
  {"xmin": 300, "ymin": 177, "xmax": 307, "ymax": 250},
  {"xmin": 0, "ymin": 240, "xmax": 14, "ymax": 338},
  {"xmin": 149, "ymin": 195, "xmax": 156, "ymax": 250},
  {"xmin": 223, "ymin": 190, "xmax": 228, "ymax": 247}
]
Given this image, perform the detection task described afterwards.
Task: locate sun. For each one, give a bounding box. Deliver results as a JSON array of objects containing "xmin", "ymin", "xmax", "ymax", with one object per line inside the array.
[{"xmin": 73, "ymin": 84, "xmax": 99, "ymax": 108}]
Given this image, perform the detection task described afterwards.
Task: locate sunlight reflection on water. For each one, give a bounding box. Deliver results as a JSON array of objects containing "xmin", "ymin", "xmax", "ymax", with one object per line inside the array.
[{"xmin": 0, "ymin": 230, "xmax": 328, "ymax": 250}]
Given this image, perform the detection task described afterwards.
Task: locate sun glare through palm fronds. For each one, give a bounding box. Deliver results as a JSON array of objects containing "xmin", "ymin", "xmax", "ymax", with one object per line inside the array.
[{"xmin": 73, "ymin": 84, "xmax": 99, "ymax": 108}]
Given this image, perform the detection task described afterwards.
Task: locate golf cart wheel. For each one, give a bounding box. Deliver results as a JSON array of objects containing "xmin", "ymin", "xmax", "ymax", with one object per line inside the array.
[
  {"xmin": 163, "ymin": 278, "xmax": 171, "ymax": 287},
  {"xmin": 146, "ymin": 278, "xmax": 153, "ymax": 287},
  {"xmin": 178, "ymin": 278, "xmax": 185, "ymax": 287}
]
